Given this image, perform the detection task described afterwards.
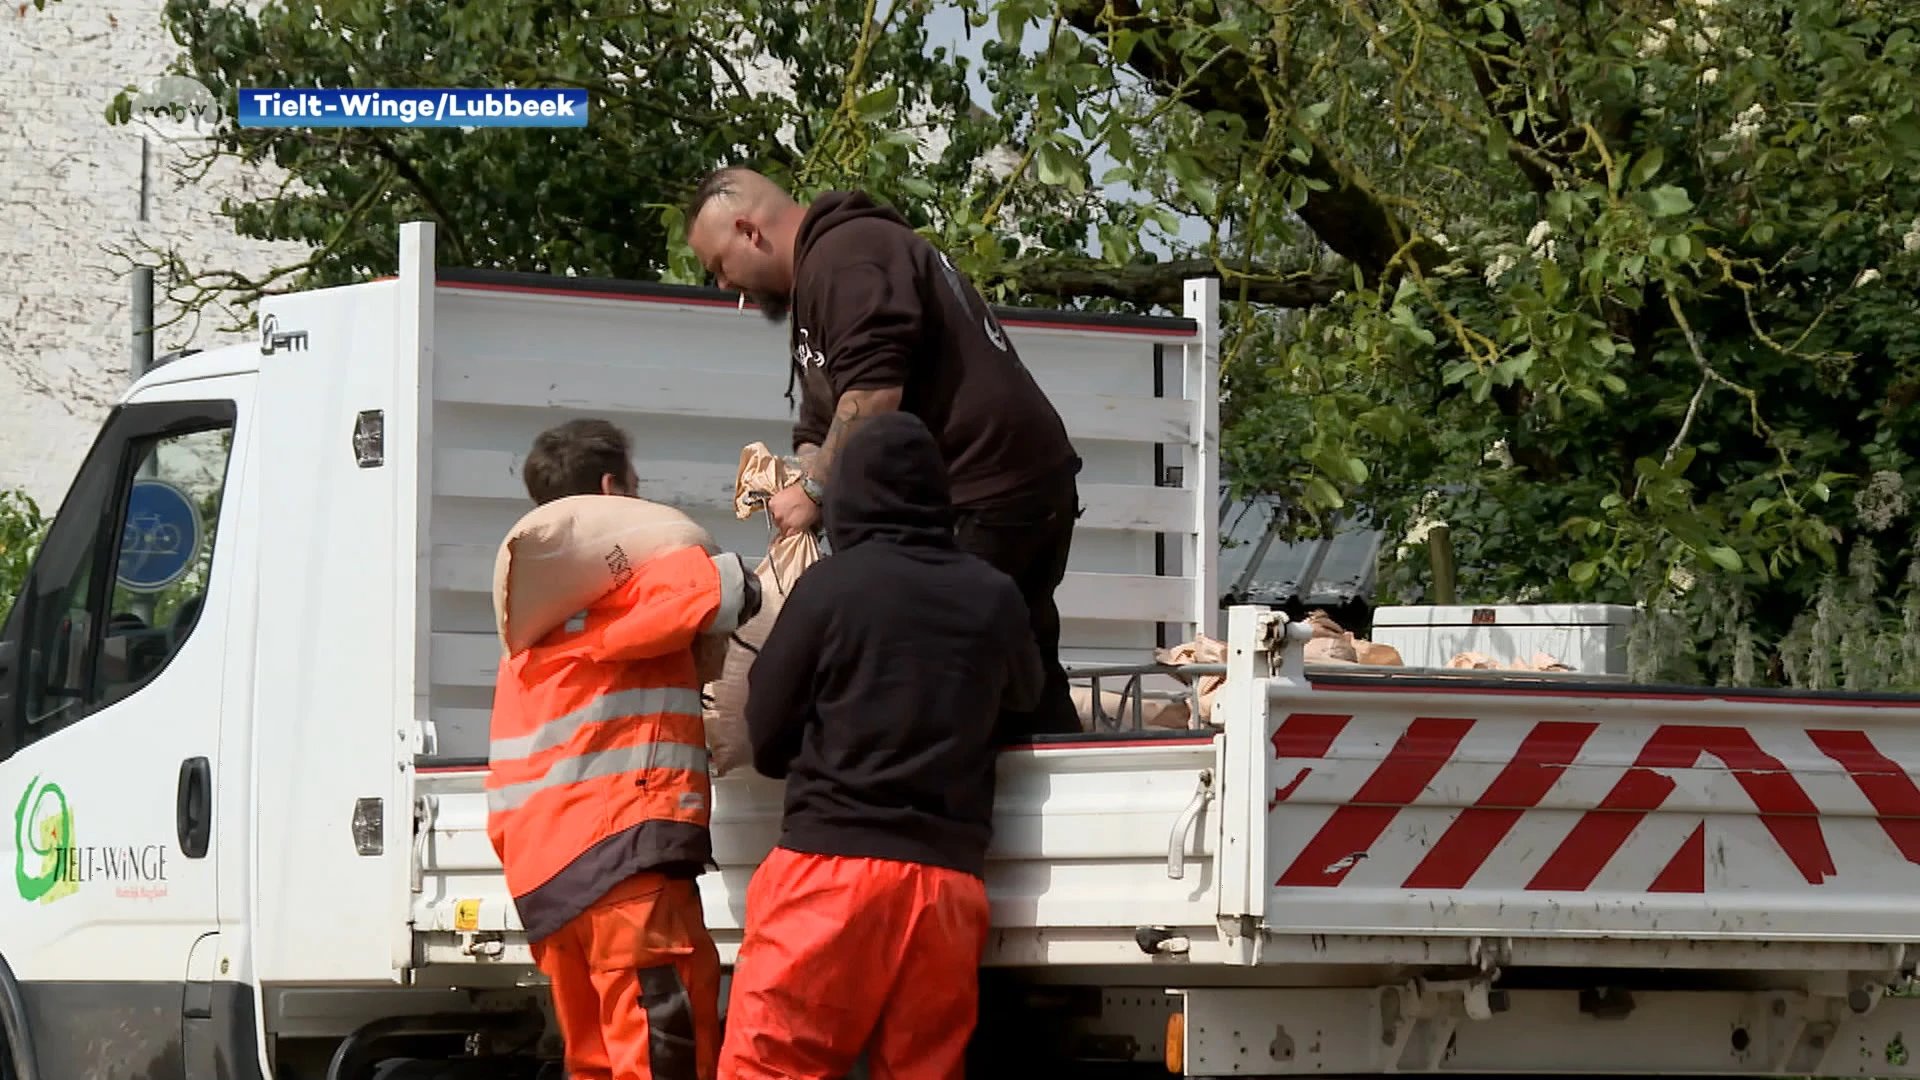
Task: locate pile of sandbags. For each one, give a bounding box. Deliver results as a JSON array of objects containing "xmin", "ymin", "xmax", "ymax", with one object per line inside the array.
[
  {"xmin": 491, "ymin": 494, "xmax": 728, "ymax": 680},
  {"xmin": 1157, "ymin": 634, "xmax": 1229, "ymax": 725},
  {"xmin": 1302, "ymin": 610, "xmax": 1405, "ymax": 667},
  {"xmin": 1071, "ymin": 613, "xmax": 1416, "ymax": 733},
  {"xmin": 701, "ymin": 443, "xmax": 823, "ymax": 777},
  {"xmin": 1067, "ymin": 635, "xmax": 1229, "ymax": 733}
]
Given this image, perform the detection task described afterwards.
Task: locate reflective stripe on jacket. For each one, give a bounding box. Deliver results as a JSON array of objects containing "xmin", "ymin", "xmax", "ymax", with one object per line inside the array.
[{"xmin": 486, "ymin": 544, "xmax": 752, "ymax": 942}]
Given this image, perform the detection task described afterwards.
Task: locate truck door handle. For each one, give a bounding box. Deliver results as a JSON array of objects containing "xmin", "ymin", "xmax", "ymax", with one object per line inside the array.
[{"xmin": 177, "ymin": 757, "xmax": 211, "ymax": 859}]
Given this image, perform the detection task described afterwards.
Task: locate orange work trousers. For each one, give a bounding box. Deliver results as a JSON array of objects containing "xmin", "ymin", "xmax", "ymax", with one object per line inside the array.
[
  {"xmin": 531, "ymin": 873, "xmax": 722, "ymax": 1080},
  {"xmin": 717, "ymin": 847, "xmax": 992, "ymax": 1080}
]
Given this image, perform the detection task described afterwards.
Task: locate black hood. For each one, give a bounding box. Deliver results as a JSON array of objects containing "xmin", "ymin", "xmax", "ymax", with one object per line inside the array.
[
  {"xmin": 825, "ymin": 412, "xmax": 955, "ymax": 551},
  {"xmin": 795, "ymin": 190, "xmax": 913, "ymax": 271}
]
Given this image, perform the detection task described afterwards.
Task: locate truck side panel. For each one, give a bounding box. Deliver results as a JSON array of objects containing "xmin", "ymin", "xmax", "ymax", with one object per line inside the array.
[
  {"xmin": 420, "ymin": 270, "xmax": 1212, "ymax": 763},
  {"xmin": 412, "ymin": 734, "xmax": 1227, "ymax": 971}
]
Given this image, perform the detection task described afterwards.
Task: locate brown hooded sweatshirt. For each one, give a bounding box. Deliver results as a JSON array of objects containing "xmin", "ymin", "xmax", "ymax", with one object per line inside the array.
[{"xmin": 786, "ymin": 191, "xmax": 1079, "ymax": 507}]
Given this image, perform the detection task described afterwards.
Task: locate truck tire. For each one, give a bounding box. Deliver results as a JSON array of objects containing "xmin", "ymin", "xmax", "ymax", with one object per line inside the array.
[{"xmin": 0, "ymin": 953, "xmax": 35, "ymax": 1080}]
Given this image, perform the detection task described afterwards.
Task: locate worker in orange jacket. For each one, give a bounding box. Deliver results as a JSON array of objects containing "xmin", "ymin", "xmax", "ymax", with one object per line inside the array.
[{"xmin": 488, "ymin": 419, "xmax": 761, "ymax": 1080}]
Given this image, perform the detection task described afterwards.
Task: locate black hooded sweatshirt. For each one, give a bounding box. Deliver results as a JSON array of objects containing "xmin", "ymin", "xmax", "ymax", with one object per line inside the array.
[
  {"xmin": 787, "ymin": 191, "xmax": 1079, "ymax": 507},
  {"xmin": 742, "ymin": 411, "xmax": 1045, "ymax": 878}
]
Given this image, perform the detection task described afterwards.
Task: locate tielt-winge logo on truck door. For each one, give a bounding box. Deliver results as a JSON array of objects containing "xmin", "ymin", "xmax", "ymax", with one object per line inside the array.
[{"xmin": 12, "ymin": 777, "xmax": 170, "ymax": 904}]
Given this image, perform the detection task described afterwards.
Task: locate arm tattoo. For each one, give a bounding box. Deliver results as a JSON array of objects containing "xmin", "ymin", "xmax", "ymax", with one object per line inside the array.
[{"xmin": 806, "ymin": 388, "xmax": 900, "ymax": 487}]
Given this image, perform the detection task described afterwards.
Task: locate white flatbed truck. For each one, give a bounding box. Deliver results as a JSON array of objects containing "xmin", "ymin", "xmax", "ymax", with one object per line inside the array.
[{"xmin": 7, "ymin": 221, "xmax": 1920, "ymax": 1080}]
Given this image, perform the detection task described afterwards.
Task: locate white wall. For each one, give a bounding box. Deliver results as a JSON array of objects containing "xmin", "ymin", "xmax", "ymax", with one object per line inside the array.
[{"xmin": 0, "ymin": 0, "xmax": 309, "ymax": 512}]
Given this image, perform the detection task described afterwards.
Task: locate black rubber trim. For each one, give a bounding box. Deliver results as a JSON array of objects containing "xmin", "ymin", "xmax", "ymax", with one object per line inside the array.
[
  {"xmin": 435, "ymin": 266, "xmax": 1199, "ymax": 333},
  {"xmin": 0, "ymin": 952, "xmax": 40, "ymax": 1080},
  {"xmin": 418, "ymin": 755, "xmax": 489, "ymax": 770},
  {"xmin": 1018, "ymin": 729, "xmax": 1211, "ymax": 747}
]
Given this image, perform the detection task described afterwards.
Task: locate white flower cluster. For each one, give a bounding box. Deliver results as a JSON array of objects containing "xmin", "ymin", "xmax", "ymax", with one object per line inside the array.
[
  {"xmin": 1395, "ymin": 491, "xmax": 1448, "ymax": 562},
  {"xmin": 1903, "ymin": 219, "xmax": 1920, "ymax": 254},
  {"xmin": 1484, "ymin": 251, "xmax": 1518, "ymax": 287},
  {"xmin": 1855, "ymin": 470, "xmax": 1910, "ymax": 534},
  {"xmin": 1639, "ymin": 17, "xmax": 1677, "ymax": 57},
  {"xmin": 1527, "ymin": 219, "xmax": 1560, "ymax": 262},
  {"xmin": 1727, "ymin": 102, "xmax": 1767, "ymax": 141},
  {"xmin": 1641, "ymin": 0, "xmax": 1726, "ymax": 63}
]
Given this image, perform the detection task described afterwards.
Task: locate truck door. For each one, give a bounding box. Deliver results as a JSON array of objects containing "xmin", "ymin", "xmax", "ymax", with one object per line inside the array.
[{"xmin": 0, "ymin": 387, "xmax": 244, "ymax": 1079}]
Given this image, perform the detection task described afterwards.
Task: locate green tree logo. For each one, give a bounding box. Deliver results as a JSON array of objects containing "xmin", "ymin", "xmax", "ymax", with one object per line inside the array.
[{"xmin": 13, "ymin": 777, "xmax": 77, "ymax": 904}]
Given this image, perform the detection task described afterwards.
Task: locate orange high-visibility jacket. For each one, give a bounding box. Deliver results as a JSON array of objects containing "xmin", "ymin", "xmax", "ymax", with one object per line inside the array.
[{"xmin": 486, "ymin": 544, "xmax": 754, "ymax": 943}]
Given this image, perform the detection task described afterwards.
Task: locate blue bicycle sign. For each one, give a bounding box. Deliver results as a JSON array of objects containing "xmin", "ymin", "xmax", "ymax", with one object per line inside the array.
[{"xmin": 118, "ymin": 480, "xmax": 202, "ymax": 592}]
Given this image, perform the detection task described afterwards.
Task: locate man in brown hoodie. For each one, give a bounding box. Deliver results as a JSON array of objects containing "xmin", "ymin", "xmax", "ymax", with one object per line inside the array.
[{"xmin": 685, "ymin": 166, "xmax": 1082, "ymax": 741}]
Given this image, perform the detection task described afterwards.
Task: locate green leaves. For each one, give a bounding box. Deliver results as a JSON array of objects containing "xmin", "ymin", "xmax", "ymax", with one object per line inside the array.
[
  {"xmin": 1629, "ymin": 145, "xmax": 1665, "ymax": 187},
  {"xmin": 853, "ymin": 84, "xmax": 899, "ymax": 123},
  {"xmin": 1643, "ymin": 184, "xmax": 1694, "ymax": 218},
  {"xmin": 0, "ymin": 489, "xmax": 47, "ymax": 623},
  {"xmin": 997, "ymin": 1, "xmax": 1030, "ymax": 47},
  {"xmin": 1034, "ymin": 141, "xmax": 1082, "ymax": 194},
  {"xmin": 1306, "ymin": 475, "xmax": 1346, "ymax": 510},
  {"xmin": 1705, "ymin": 546, "xmax": 1744, "ymax": 572}
]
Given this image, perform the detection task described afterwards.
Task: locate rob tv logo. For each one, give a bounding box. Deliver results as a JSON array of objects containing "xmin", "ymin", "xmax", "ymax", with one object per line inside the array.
[{"xmin": 123, "ymin": 75, "xmax": 225, "ymax": 140}]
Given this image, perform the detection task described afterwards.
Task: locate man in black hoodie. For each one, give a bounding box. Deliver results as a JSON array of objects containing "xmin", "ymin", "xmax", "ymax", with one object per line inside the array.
[
  {"xmin": 713, "ymin": 410, "xmax": 1043, "ymax": 1080},
  {"xmin": 684, "ymin": 166, "xmax": 1082, "ymax": 740}
]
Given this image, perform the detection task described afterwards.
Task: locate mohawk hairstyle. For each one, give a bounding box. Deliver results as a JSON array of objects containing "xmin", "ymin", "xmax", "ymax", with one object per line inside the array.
[{"xmin": 686, "ymin": 166, "xmax": 752, "ymax": 227}]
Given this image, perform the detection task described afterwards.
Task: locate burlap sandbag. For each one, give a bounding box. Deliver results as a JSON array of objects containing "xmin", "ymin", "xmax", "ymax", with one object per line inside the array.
[
  {"xmin": 1302, "ymin": 610, "xmax": 1404, "ymax": 668},
  {"xmin": 1071, "ymin": 687, "xmax": 1187, "ymax": 731},
  {"xmin": 703, "ymin": 444, "xmax": 824, "ymax": 776},
  {"xmin": 492, "ymin": 494, "xmax": 716, "ymax": 657},
  {"xmin": 1354, "ymin": 639, "xmax": 1404, "ymax": 666},
  {"xmin": 1447, "ymin": 650, "xmax": 1571, "ymax": 672},
  {"xmin": 1156, "ymin": 634, "xmax": 1229, "ymax": 726}
]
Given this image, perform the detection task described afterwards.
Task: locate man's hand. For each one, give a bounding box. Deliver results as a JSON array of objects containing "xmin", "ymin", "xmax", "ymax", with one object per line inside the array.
[{"xmin": 769, "ymin": 484, "xmax": 821, "ymax": 537}]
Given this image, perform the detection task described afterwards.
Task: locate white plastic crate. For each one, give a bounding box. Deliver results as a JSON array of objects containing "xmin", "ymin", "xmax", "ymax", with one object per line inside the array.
[{"xmin": 1369, "ymin": 603, "xmax": 1638, "ymax": 674}]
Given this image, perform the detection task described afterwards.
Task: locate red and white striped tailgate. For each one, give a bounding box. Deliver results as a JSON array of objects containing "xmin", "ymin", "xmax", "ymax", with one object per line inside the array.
[{"xmin": 1259, "ymin": 687, "xmax": 1920, "ymax": 940}]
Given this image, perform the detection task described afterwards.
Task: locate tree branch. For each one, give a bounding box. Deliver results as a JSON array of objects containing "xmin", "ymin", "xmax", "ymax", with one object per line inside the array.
[
  {"xmin": 985, "ymin": 255, "xmax": 1344, "ymax": 309},
  {"xmin": 364, "ymin": 137, "xmax": 473, "ymax": 266},
  {"xmin": 1058, "ymin": 0, "xmax": 1447, "ymax": 283},
  {"xmin": 1430, "ymin": 0, "xmax": 1561, "ymax": 193}
]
